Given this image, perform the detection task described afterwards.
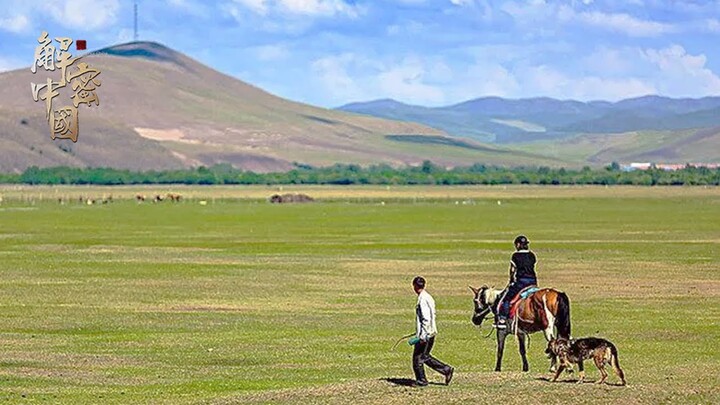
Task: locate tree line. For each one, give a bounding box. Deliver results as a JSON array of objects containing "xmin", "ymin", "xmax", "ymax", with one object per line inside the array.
[{"xmin": 4, "ymin": 162, "xmax": 720, "ymax": 186}]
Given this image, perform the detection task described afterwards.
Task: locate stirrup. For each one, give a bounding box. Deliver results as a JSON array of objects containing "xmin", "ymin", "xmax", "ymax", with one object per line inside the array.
[{"xmin": 493, "ymin": 319, "xmax": 507, "ymax": 329}]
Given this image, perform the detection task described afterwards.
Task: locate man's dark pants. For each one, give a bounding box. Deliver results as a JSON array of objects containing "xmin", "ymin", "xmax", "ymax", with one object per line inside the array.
[{"xmin": 412, "ymin": 336, "xmax": 452, "ymax": 383}]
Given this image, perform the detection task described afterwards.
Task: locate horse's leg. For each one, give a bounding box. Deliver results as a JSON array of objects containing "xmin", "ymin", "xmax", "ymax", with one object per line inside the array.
[
  {"xmin": 540, "ymin": 295, "xmax": 558, "ymax": 373},
  {"xmin": 495, "ymin": 328, "xmax": 507, "ymax": 372},
  {"xmin": 517, "ymin": 333, "xmax": 529, "ymax": 372}
]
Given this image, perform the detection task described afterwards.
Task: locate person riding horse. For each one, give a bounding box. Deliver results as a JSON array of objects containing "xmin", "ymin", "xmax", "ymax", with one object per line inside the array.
[{"xmin": 494, "ymin": 235, "xmax": 537, "ymax": 329}]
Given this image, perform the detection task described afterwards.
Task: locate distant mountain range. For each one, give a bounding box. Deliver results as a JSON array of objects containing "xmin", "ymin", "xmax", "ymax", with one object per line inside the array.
[
  {"xmin": 0, "ymin": 42, "xmax": 564, "ymax": 173},
  {"xmin": 1, "ymin": 41, "xmax": 717, "ymax": 173},
  {"xmin": 337, "ymin": 96, "xmax": 720, "ymax": 144}
]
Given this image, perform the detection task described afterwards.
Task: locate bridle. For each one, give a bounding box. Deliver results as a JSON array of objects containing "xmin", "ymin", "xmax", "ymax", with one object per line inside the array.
[
  {"xmin": 473, "ymin": 287, "xmax": 499, "ymax": 338},
  {"xmin": 473, "ymin": 287, "xmax": 493, "ymax": 321}
]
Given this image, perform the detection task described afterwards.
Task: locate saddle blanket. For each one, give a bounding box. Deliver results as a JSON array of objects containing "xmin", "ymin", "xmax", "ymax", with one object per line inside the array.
[
  {"xmin": 519, "ymin": 286, "xmax": 540, "ymax": 299},
  {"xmin": 510, "ymin": 286, "xmax": 541, "ymax": 320}
]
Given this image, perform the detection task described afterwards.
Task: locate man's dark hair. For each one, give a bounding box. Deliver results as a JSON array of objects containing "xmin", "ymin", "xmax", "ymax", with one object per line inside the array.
[
  {"xmin": 514, "ymin": 235, "xmax": 530, "ymax": 250},
  {"xmin": 413, "ymin": 276, "xmax": 426, "ymax": 289}
]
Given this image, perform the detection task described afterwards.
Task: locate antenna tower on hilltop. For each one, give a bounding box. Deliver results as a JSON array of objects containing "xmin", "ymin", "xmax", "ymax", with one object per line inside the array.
[{"xmin": 134, "ymin": 1, "xmax": 139, "ymax": 41}]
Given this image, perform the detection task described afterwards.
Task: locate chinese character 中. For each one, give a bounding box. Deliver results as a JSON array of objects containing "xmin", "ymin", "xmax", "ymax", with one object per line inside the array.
[{"xmin": 30, "ymin": 77, "xmax": 61, "ymax": 121}]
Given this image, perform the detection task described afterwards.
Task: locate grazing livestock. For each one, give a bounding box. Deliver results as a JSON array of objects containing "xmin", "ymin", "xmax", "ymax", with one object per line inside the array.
[
  {"xmin": 167, "ymin": 193, "xmax": 182, "ymax": 202},
  {"xmin": 269, "ymin": 193, "xmax": 314, "ymax": 203}
]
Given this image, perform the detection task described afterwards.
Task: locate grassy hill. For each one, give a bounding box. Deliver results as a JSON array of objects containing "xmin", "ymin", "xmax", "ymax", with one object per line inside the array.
[
  {"xmin": 513, "ymin": 127, "xmax": 720, "ymax": 164},
  {"xmin": 338, "ymin": 96, "xmax": 720, "ymax": 146},
  {"xmin": 0, "ymin": 42, "xmax": 561, "ymax": 172}
]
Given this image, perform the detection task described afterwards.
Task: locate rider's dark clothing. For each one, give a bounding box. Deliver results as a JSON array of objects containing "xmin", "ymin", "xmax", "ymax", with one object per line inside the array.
[{"xmin": 497, "ymin": 250, "xmax": 537, "ymax": 319}]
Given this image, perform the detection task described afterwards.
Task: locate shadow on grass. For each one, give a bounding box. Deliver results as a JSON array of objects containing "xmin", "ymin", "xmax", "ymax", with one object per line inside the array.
[
  {"xmin": 535, "ymin": 376, "xmax": 626, "ymax": 386},
  {"xmin": 381, "ymin": 378, "xmax": 444, "ymax": 387},
  {"xmin": 535, "ymin": 376, "xmax": 580, "ymax": 384}
]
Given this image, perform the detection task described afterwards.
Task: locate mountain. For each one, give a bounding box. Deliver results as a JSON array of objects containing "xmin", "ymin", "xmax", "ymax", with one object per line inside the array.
[
  {"xmin": 513, "ymin": 127, "xmax": 720, "ymax": 164},
  {"xmin": 337, "ymin": 96, "xmax": 720, "ymax": 144},
  {"xmin": 0, "ymin": 42, "xmax": 561, "ymax": 173}
]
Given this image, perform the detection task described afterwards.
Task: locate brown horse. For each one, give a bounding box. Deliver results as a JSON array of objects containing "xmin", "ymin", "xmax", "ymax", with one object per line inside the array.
[{"xmin": 469, "ymin": 285, "xmax": 571, "ymax": 372}]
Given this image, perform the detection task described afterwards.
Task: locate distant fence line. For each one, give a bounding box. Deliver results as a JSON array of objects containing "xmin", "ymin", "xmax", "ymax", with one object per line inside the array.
[{"xmin": 1, "ymin": 162, "xmax": 719, "ymax": 186}]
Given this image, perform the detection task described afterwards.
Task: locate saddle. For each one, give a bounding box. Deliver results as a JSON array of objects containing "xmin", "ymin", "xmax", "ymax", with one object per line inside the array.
[{"xmin": 509, "ymin": 285, "xmax": 540, "ymax": 319}]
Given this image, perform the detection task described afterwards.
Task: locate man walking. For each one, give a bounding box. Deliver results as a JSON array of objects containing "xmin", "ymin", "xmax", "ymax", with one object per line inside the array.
[{"xmin": 411, "ymin": 276, "xmax": 454, "ymax": 386}]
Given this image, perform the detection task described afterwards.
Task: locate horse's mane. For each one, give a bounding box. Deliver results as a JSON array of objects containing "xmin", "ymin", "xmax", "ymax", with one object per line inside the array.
[{"xmin": 481, "ymin": 285, "xmax": 503, "ymax": 309}]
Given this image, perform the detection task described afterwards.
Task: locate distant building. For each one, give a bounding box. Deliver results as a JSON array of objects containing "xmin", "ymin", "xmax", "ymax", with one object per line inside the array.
[{"xmin": 622, "ymin": 162, "xmax": 720, "ymax": 171}]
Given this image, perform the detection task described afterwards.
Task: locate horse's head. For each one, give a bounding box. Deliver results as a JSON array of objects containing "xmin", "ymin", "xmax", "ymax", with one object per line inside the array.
[{"xmin": 469, "ymin": 285, "xmax": 492, "ymax": 326}]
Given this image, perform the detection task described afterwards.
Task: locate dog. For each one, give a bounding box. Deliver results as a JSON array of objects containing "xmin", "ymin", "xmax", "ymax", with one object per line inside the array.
[{"xmin": 545, "ymin": 337, "xmax": 626, "ymax": 385}]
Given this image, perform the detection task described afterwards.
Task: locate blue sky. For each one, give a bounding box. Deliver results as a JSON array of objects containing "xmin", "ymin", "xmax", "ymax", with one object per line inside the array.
[{"xmin": 2, "ymin": 0, "xmax": 720, "ymax": 107}]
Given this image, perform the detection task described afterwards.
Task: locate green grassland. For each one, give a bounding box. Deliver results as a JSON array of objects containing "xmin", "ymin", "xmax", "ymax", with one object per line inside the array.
[{"xmin": 0, "ymin": 186, "xmax": 718, "ymax": 404}]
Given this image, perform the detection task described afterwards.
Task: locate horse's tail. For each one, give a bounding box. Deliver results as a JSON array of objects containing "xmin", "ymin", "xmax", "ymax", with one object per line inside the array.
[{"xmin": 554, "ymin": 291, "xmax": 571, "ymax": 339}]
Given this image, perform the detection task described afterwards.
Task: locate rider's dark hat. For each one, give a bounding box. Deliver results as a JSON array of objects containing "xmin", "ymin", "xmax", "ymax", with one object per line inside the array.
[{"xmin": 514, "ymin": 235, "xmax": 529, "ymax": 245}]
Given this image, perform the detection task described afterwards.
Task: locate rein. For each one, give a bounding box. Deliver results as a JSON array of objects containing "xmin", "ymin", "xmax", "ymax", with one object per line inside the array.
[
  {"xmin": 473, "ymin": 307, "xmax": 496, "ymax": 338},
  {"xmin": 483, "ymin": 325, "xmax": 494, "ymax": 338}
]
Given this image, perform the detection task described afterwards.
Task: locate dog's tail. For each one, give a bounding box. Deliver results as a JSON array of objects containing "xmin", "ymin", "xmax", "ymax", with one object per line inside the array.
[
  {"xmin": 554, "ymin": 291, "xmax": 571, "ymax": 339},
  {"xmin": 609, "ymin": 344, "xmax": 626, "ymax": 386}
]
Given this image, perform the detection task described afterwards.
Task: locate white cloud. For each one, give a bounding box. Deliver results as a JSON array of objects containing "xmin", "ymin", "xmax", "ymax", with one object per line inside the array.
[
  {"xmin": 387, "ymin": 20, "xmax": 424, "ymax": 36},
  {"xmin": 0, "ymin": 0, "xmax": 120, "ymax": 34},
  {"xmin": 568, "ymin": 8, "xmax": 675, "ymax": 37},
  {"xmin": 230, "ymin": 0, "xmax": 360, "ymax": 17},
  {"xmin": 166, "ymin": 0, "xmax": 210, "ymax": 17},
  {"xmin": 311, "ymin": 53, "xmax": 369, "ymax": 102},
  {"xmin": 706, "ymin": 18, "xmax": 720, "ymax": 33},
  {"xmin": 376, "ymin": 57, "xmax": 446, "ymax": 104},
  {"xmin": 0, "ymin": 57, "xmax": 24, "ymax": 72},
  {"xmin": 643, "ymin": 45, "xmax": 720, "ymax": 96},
  {"xmin": 470, "ymin": 44, "xmax": 720, "ymax": 101},
  {"xmin": 280, "ymin": 0, "xmax": 358, "ymax": 16},
  {"xmin": 581, "ymin": 46, "xmax": 643, "ymax": 76},
  {"xmin": 0, "ymin": 15, "xmax": 29, "ymax": 33},
  {"xmin": 450, "ymin": 0, "xmax": 474, "ymax": 6},
  {"xmin": 49, "ymin": 0, "xmax": 120, "ymax": 30},
  {"xmin": 502, "ymin": 1, "xmax": 676, "ymax": 37},
  {"xmin": 462, "ymin": 62, "xmax": 520, "ymax": 98},
  {"xmin": 522, "ymin": 65, "xmax": 656, "ymax": 100},
  {"xmin": 311, "ymin": 53, "xmax": 450, "ymax": 105},
  {"xmin": 233, "ymin": 0, "xmax": 269, "ymax": 15},
  {"xmin": 116, "ymin": 28, "xmax": 134, "ymax": 43},
  {"xmin": 253, "ymin": 44, "xmax": 289, "ymax": 61}
]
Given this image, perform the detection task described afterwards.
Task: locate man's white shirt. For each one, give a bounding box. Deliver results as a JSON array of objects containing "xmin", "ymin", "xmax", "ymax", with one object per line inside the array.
[{"xmin": 415, "ymin": 290, "xmax": 438, "ymax": 340}]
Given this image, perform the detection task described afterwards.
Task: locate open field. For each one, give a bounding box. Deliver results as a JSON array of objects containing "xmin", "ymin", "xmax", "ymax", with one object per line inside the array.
[
  {"xmin": 0, "ymin": 186, "xmax": 718, "ymax": 404},
  {"xmin": 2, "ymin": 184, "xmax": 719, "ymax": 202}
]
